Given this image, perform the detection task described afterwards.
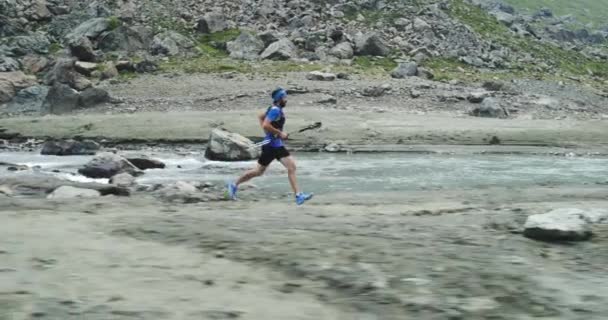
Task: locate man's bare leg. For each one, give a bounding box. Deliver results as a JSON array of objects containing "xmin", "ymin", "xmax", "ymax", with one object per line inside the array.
[
  {"xmin": 279, "ymin": 156, "xmax": 299, "ymax": 194},
  {"xmin": 236, "ymin": 164, "xmax": 267, "ymax": 187}
]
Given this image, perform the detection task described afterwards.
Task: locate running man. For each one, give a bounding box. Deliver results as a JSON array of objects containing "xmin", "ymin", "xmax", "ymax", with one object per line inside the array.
[{"xmin": 227, "ymin": 88, "xmax": 313, "ymax": 205}]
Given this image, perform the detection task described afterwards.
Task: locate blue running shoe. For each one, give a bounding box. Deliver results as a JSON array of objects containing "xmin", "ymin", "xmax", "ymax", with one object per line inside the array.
[
  {"xmin": 295, "ymin": 192, "xmax": 313, "ymax": 205},
  {"xmin": 227, "ymin": 183, "xmax": 238, "ymax": 200}
]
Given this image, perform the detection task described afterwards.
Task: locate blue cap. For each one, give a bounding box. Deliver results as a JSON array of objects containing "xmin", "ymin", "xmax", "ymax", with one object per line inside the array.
[{"xmin": 272, "ymin": 88, "xmax": 287, "ymax": 102}]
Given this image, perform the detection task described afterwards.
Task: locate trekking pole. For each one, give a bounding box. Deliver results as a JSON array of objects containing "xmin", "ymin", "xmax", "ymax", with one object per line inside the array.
[{"xmin": 253, "ymin": 122, "xmax": 322, "ymax": 148}]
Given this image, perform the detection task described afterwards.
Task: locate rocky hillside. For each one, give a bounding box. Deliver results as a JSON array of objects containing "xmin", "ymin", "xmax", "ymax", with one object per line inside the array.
[{"xmin": 1, "ymin": 0, "xmax": 607, "ymax": 115}]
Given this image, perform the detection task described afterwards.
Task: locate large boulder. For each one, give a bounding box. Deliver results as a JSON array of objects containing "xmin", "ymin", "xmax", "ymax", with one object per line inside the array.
[
  {"xmin": 391, "ymin": 62, "xmax": 418, "ymax": 78},
  {"xmin": 78, "ymin": 152, "xmax": 143, "ymax": 179},
  {"xmin": 329, "ymin": 42, "xmax": 354, "ymax": 59},
  {"xmin": 355, "ymin": 33, "xmax": 390, "ymax": 56},
  {"xmin": 469, "ymin": 98, "xmax": 508, "ymax": 119},
  {"xmin": 43, "ymin": 83, "xmax": 80, "ymax": 114},
  {"xmin": 4, "ymin": 85, "xmax": 49, "ymax": 113},
  {"xmin": 196, "ymin": 13, "xmax": 230, "ymax": 34},
  {"xmin": 4, "ymin": 32, "xmax": 51, "ymax": 56},
  {"xmin": 97, "ymin": 25, "xmax": 152, "ymax": 53},
  {"xmin": 78, "ymin": 87, "xmax": 110, "ymax": 107},
  {"xmin": 126, "ymin": 157, "xmax": 166, "ymax": 170},
  {"xmin": 68, "ymin": 36, "xmax": 96, "ymax": 61},
  {"xmin": 150, "ymin": 31, "xmax": 194, "ymax": 56},
  {"xmin": 0, "ymin": 78, "xmax": 15, "ymax": 103},
  {"xmin": 227, "ymin": 31, "xmax": 264, "ymax": 60},
  {"xmin": 0, "ymin": 71, "xmax": 37, "ymax": 103},
  {"xmin": 0, "ymin": 56, "xmax": 20, "ymax": 72},
  {"xmin": 260, "ymin": 38, "xmax": 296, "ymax": 61},
  {"xmin": 524, "ymin": 209, "xmax": 608, "ymax": 242},
  {"xmin": 205, "ymin": 128, "xmax": 260, "ymax": 161},
  {"xmin": 22, "ymin": 55, "xmax": 49, "ymax": 74},
  {"xmin": 41, "ymin": 139, "xmax": 100, "ymax": 156},
  {"xmin": 65, "ymin": 18, "xmax": 111, "ymax": 43},
  {"xmin": 47, "ymin": 186, "xmax": 101, "ymax": 199},
  {"xmin": 26, "ymin": 0, "xmax": 52, "ymax": 21}
]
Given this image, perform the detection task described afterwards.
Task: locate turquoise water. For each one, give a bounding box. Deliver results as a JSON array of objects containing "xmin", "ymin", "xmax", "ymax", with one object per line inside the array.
[{"xmin": 1, "ymin": 151, "xmax": 607, "ymax": 194}]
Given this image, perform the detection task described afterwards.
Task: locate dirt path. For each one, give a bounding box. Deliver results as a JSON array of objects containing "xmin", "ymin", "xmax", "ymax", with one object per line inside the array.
[
  {"xmin": 0, "ymin": 199, "xmax": 358, "ymax": 320},
  {"xmin": 1, "ymin": 109, "xmax": 608, "ymax": 150},
  {"xmin": 2, "ymin": 185, "xmax": 608, "ymax": 319}
]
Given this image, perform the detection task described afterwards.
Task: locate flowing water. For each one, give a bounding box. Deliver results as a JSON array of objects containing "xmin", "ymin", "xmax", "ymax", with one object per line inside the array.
[{"xmin": 1, "ymin": 151, "xmax": 607, "ymax": 194}]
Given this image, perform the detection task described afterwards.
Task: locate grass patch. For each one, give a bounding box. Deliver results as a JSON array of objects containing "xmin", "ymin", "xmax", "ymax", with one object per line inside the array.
[
  {"xmin": 48, "ymin": 42, "xmax": 63, "ymax": 54},
  {"xmin": 353, "ymin": 56, "xmax": 398, "ymax": 73},
  {"xmin": 503, "ymin": 0, "xmax": 608, "ymax": 27},
  {"xmin": 446, "ymin": 0, "xmax": 608, "ymax": 79},
  {"xmin": 107, "ymin": 16, "xmax": 121, "ymax": 30}
]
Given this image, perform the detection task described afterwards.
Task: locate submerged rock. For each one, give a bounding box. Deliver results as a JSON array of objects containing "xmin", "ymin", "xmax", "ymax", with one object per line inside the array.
[
  {"xmin": 41, "ymin": 139, "xmax": 100, "ymax": 156},
  {"xmin": 78, "ymin": 152, "xmax": 143, "ymax": 179},
  {"xmin": 47, "ymin": 186, "xmax": 101, "ymax": 199},
  {"xmin": 126, "ymin": 157, "xmax": 166, "ymax": 170}
]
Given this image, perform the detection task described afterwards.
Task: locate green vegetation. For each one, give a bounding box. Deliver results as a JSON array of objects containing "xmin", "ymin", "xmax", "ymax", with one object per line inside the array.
[
  {"xmin": 353, "ymin": 56, "xmax": 398, "ymax": 73},
  {"xmin": 107, "ymin": 16, "xmax": 121, "ymax": 30},
  {"xmin": 343, "ymin": 8, "xmax": 400, "ymax": 25},
  {"xmin": 443, "ymin": 0, "xmax": 608, "ymax": 80},
  {"xmin": 503, "ymin": 0, "xmax": 608, "ymax": 27},
  {"xmin": 48, "ymin": 42, "xmax": 63, "ymax": 54},
  {"xmin": 195, "ymin": 29, "xmax": 241, "ymax": 59}
]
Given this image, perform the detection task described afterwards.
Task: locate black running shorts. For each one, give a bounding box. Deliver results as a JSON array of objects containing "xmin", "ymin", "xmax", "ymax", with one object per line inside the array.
[{"xmin": 258, "ymin": 146, "xmax": 290, "ymax": 166}]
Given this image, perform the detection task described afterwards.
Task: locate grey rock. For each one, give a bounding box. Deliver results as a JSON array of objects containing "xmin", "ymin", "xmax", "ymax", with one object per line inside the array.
[
  {"xmin": 65, "ymin": 18, "xmax": 111, "ymax": 43},
  {"xmin": 155, "ymin": 181, "xmax": 206, "ymax": 203},
  {"xmin": 41, "ymin": 139, "xmax": 100, "ymax": 156},
  {"xmin": 413, "ymin": 17, "xmax": 431, "ymax": 31},
  {"xmin": 259, "ymin": 31, "xmax": 279, "ymax": 48},
  {"xmin": 482, "ymin": 80, "xmax": 506, "ymax": 91},
  {"xmin": 0, "ymin": 71, "xmax": 37, "ymax": 103},
  {"xmin": 227, "ymin": 31, "xmax": 264, "ymax": 60},
  {"xmin": 467, "ymin": 91, "xmax": 489, "ymax": 103},
  {"xmin": 100, "ymin": 61, "xmax": 118, "ymax": 80},
  {"xmin": 204, "ymin": 128, "xmax": 260, "ymax": 161},
  {"xmin": 4, "ymin": 32, "xmax": 51, "ymax": 56},
  {"xmin": 150, "ymin": 31, "xmax": 194, "ymax": 56},
  {"xmin": 48, "ymin": 186, "xmax": 101, "ymax": 199},
  {"xmin": 306, "ymin": 71, "xmax": 336, "ymax": 81},
  {"xmin": 109, "ymin": 173, "xmax": 136, "ymax": 187},
  {"xmin": 134, "ymin": 60, "xmax": 158, "ymax": 73},
  {"xmin": 394, "ymin": 18, "xmax": 409, "ymax": 31},
  {"xmin": 21, "ymin": 55, "xmax": 49, "ymax": 74},
  {"xmin": 523, "ymin": 208, "xmax": 608, "ymax": 242},
  {"xmin": 0, "ymin": 56, "xmax": 20, "ymax": 72},
  {"xmin": 98, "ymin": 26, "xmax": 152, "ymax": 53},
  {"xmin": 26, "ymin": 0, "xmax": 52, "ymax": 21},
  {"xmin": 417, "ymin": 67, "xmax": 434, "ymax": 80},
  {"xmin": 491, "ymin": 11, "xmax": 515, "ymax": 27},
  {"xmin": 362, "ymin": 85, "xmax": 391, "ymax": 97},
  {"xmin": 79, "ymin": 87, "xmax": 110, "ymax": 107},
  {"xmin": 0, "ymin": 79, "xmax": 16, "ymax": 103},
  {"xmin": 78, "ymin": 152, "xmax": 143, "ymax": 179},
  {"xmin": 0, "ymin": 174, "xmax": 129, "ymax": 197},
  {"xmin": 470, "ymin": 98, "xmax": 508, "ymax": 118},
  {"xmin": 260, "ymin": 38, "xmax": 296, "ymax": 60},
  {"xmin": 316, "ymin": 95, "xmax": 337, "ymax": 104},
  {"xmin": 74, "ymin": 61, "xmax": 98, "ymax": 76},
  {"xmin": 5, "ymin": 85, "xmax": 49, "ymax": 113},
  {"xmin": 329, "ymin": 42, "xmax": 354, "ymax": 60},
  {"xmin": 44, "ymin": 83, "xmax": 80, "ymax": 114},
  {"xmin": 196, "ymin": 13, "xmax": 229, "ymax": 34},
  {"xmin": 355, "ymin": 33, "xmax": 390, "ymax": 56},
  {"xmin": 68, "ymin": 37, "xmax": 96, "ymax": 62},
  {"xmin": 391, "ymin": 62, "xmax": 418, "ymax": 78},
  {"xmin": 126, "ymin": 158, "xmax": 166, "ymax": 170}
]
